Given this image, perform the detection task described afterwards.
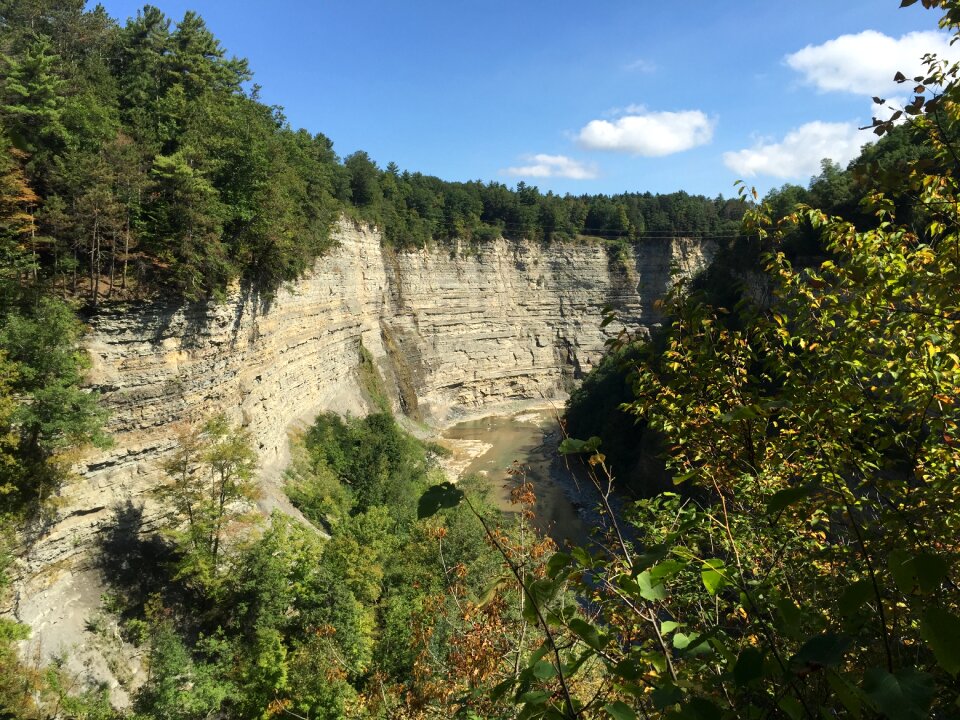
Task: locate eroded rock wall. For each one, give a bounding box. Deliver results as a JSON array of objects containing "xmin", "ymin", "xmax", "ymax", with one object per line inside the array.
[
  {"xmin": 382, "ymin": 235, "xmax": 706, "ymax": 418},
  {"xmin": 10, "ymin": 220, "xmax": 713, "ymax": 692}
]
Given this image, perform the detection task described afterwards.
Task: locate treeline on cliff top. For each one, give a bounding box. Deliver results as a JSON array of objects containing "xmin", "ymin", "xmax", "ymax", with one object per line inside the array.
[{"xmin": 0, "ymin": 0, "xmax": 747, "ymax": 304}]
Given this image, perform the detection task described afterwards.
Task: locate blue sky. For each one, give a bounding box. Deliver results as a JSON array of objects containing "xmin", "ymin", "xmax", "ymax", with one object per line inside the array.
[{"xmin": 92, "ymin": 1, "xmax": 956, "ymax": 199}]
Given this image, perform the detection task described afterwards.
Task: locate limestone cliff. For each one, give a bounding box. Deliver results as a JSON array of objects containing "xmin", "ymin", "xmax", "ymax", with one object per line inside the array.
[{"xmin": 10, "ymin": 220, "xmax": 713, "ymax": 696}]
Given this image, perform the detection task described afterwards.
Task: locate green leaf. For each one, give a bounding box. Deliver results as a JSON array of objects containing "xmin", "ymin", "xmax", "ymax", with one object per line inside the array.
[
  {"xmin": 775, "ymin": 597, "xmax": 804, "ymax": 640},
  {"xmin": 686, "ymin": 697, "xmax": 722, "ymax": 720},
  {"xmin": 673, "ymin": 632, "xmax": 711, "ymax": 656},
  {"xmin": 709, "ymin": 636, "xmax": 735, "ymax": 665},
  {"xmin": 524, "ymin": 576, "xmax": 562, "ymax": 623},
  {"xmin": 827, "ymin": 670, "xmax": 863, "ymax": 719},
  {"xmin": 562, "ymin": 649, "xmax": 593, "ymax": 679},
  {"xmin": 490, "ymin": 677, "xmax": 515, "ymax": 702},
  {"xmin": 558, "ymin": 436, "xmax": 602, "ymax": 455},
  {"xmin": 649, "ymin": 559, "xmax": 686, "ymax": 582},
  {"xmin": 863, "ymin": 668, "xmax": 934, "ymax": 720},
  {"xmin": 518, "ymin": 689, "xmax": 550, "ymax": 706},
  {"xmin": 630, "ymin": 545, "xmax": 669, "ymax": 572},
  {"xmin": 766, "ymin": 483, "xmax": 819, "ymax": 515},
  {"xmin": 700, "ymin": 559, "xmax": 727, "ymax": 596},
  {"xmin": 532, "ymin": 660, "xmax": 557, "ymax": 680},
  {"xmin": 612, "ymin": 658, "xmax": 643, "ymax": 681},
  {"xmin": 889, "ymin": 549, "xmax": 913, "ymax": 593},
  {"xmin": 888, "ymin": 550, "xmax": 949, "ymax": 594},
  {"xmin": 838, "ymin": 580, "xmax": 874, "ymax": 618},
  {"xmin": 778, "ymin": 696, "xmax": 804, "ymax": 720},
  {"xmin": 651, "ymin": 682, "xmax": 683, "ymax": 710},
  {"xmin": 527, "ymin": 642, "xmax": 550, "ymax": 668},
  {"xmin": 416, "ymin": 482, "xmax": 464, "ymax": 519},
  {"xmin": 568, "ymin": 617, "xmax": 605, "ymax": 651},
  {"xmin": 912, "ymin": 552, "xmax": 949, "ymax": 593},
  {"xmin": 720, "ymin": 404, "xmax": 759, "ymax": 422},
  {"xmin": 603, "ymin": 701, "xmax": 637, "ymax": 720},
  {"xmin": 920, "ymin": 607, "xmax": 960, "ymax": 675},
  {"xmin": 733, "ymin": 647, "xmax": 763, "ymax": 686},
  {"xmin": 791, "ymin": 633, "xmax": 851, "ymax": 670},
  {"xmin": 570, "ymin": 546, "xmax": 593, "ymax": 567},
  {"xmin": 660, "ymin": 620, "xmax": 680, "ymax": 635},
  {"xmin": 546, "ymin": 552, "xmax": 572, "ymax": 579},
  {"xmin": 636, "ymin": 570, "xmax": 667, "ymax": 601},
  {"xmin": 672, "ymin": 469, "xmax": 697, "ymax": 485}
]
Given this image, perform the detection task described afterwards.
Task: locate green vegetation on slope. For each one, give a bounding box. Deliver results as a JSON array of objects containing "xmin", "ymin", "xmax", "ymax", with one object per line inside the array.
[{"xmin": 94, "ymin": 410, "xmax": 544, "ymax": 719}]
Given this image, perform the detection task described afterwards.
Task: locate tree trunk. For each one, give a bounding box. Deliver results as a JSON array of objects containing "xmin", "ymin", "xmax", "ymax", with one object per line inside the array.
[
  {"xmin": 107, "ymin": 230, "xmax": 116, "ymax": 298},
  {"xmin": 29, "ymin": 209, "xmax": 37, "ymax": 283},
  {"xmin": 122, "ymin": 212, "xmax": 130, "ymax": 291},
  {"xmin": 90, "ymin": 216, "xmax": 100, "ymax": 307}
]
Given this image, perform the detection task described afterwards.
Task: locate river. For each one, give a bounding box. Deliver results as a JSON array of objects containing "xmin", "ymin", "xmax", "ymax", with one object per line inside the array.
[{"xmin": 440, "ymin": 409, "xmax": 589, "ymax": 547}]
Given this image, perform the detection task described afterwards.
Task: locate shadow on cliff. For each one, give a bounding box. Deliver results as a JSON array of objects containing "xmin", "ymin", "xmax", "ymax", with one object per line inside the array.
[
  {"xmin": 95, "ymin": 501, "xmax": 177, "ymax": 614},
  {"xmin": 223, "ymin": 283, "xmax": 277, "ymax": 350},
  {"xmin": 84, "ymin": 281, "xmax": 277, "ymax": 353}
]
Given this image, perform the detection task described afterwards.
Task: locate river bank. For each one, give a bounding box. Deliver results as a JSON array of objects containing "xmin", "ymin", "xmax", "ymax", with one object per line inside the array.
[{"xmin": 436, "ymin": 405, "xmax": 589, "ymax": 547}]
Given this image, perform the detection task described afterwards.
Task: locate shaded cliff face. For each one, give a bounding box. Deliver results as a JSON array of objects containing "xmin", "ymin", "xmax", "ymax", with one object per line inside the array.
[{"xmin": 11, "ymin": 220, "xmax": 713, "ymax": 688}]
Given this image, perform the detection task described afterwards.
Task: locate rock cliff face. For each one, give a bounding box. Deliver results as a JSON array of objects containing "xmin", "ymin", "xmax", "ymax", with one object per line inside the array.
[{"xmin": 10, "ymin": 220, "xmax": 713, "ymax": 695}]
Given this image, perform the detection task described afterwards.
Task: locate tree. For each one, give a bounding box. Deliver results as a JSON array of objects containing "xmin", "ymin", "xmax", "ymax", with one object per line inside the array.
[
  {"xmin": 0, "ymin": 291, "xmax": 109, "ymax": 514},
  {"xmin": 147, "ymin": 151, "xmax": 227, "ymax": 299},
  {"xmin": 134, "ymin": 610, "xmax": 236, "ymax": 720},
  {"xmin": 344, "ymin": 150, "xmax": 382, "ymax": 210},
  {"xmin": 0, "ymin": 143, "xmax": 38, "ymax": 280},
  {"xmin": 114, "ymin": 5, "xmax": 171, "ymax": 149},
  {"xmin": 166, "ymin": 11, "xmax": 249, "ymax": 100},
  {"xmin": 0, "ymin": 37, "xmax": 67, "ymax": 170},
  {"xmin": 156, "ymin": 414, "xmax": 258, "ymax": 592}
]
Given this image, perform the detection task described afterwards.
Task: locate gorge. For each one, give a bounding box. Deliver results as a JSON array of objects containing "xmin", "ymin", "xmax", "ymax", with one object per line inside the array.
[{"xmin": 9, "ymin": 219, "xmax": 713, "ymax": 697}]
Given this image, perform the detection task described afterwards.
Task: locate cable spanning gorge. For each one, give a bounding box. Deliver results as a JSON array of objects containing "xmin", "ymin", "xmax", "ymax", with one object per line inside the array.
[{"xmin": 9, "ymin": 220, "xmax": 712, "ymax": 696}]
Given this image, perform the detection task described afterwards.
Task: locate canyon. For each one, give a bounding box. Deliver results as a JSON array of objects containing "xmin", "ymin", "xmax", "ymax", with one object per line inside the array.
[{"xmin": 8, "ymin": 219, "xmax": 713, "ymax": 699}]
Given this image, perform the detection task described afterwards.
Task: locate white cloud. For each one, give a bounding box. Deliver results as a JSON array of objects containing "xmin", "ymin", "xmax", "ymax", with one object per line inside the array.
[
  {"xmin": 723, "ymin": 121, "xmax": 870, "ymax": 179},
  {"xmin": 577, "ymin": 110, "xmax": 715, "ymax": 156},
  {"xmin": 624, "ymin": 58, "xmax": 656, "ymax": 73},
  {"xmin": 601, "ymin": 103, "xmax": 647, "ymax": 118},
  {"xmin": 502, "ymin": 154, "xmax": 598, "ymax": 180},
  {"xmin": 786, "ymin": 30, "xmax": 960, "ymax": 96}
]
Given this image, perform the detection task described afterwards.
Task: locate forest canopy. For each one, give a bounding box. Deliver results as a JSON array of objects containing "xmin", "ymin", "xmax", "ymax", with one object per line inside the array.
[{"xmin": 0, "ymin": 1, "xmax": 746, "ymax": 303}]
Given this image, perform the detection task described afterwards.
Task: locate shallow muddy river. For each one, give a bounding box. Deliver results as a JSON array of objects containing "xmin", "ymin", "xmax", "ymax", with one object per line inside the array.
[{"xmin": 441, "ymin": 409, "xmax": 589, "ymax": 547}]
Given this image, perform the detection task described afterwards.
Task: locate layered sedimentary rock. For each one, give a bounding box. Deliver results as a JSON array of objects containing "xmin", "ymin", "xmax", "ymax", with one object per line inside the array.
[
  {"xmin": 383, "ymin": 236, "xmax": 692, "ymax": 417},
  {"xmin": 10, "ymin": 220, "xmax": 712, "ymax": 694}
]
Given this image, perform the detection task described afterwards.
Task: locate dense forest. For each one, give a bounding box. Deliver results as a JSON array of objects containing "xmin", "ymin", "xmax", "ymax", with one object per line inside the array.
[
  {"xmin": 2, "ymin": 0, "xmax": 960, "ymax": 718},
  {"xmin": 0, "ymin": 0, "xmax": 745, "ymax": 304}
]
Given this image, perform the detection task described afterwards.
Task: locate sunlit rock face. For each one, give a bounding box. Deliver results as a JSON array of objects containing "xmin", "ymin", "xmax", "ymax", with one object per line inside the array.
[{"xmin": 9, "ymin": 219, "xmax": 713, "ymax": 695}]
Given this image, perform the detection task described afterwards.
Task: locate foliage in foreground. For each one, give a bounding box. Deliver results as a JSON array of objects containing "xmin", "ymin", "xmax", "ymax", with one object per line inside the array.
[
  {"xmin": 470, "ymin": 3, "xmax": 960, "ymax": 717},
  {"xmin": 564, "ymin": 120, "xmax": 936, "ymax": 498}
]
